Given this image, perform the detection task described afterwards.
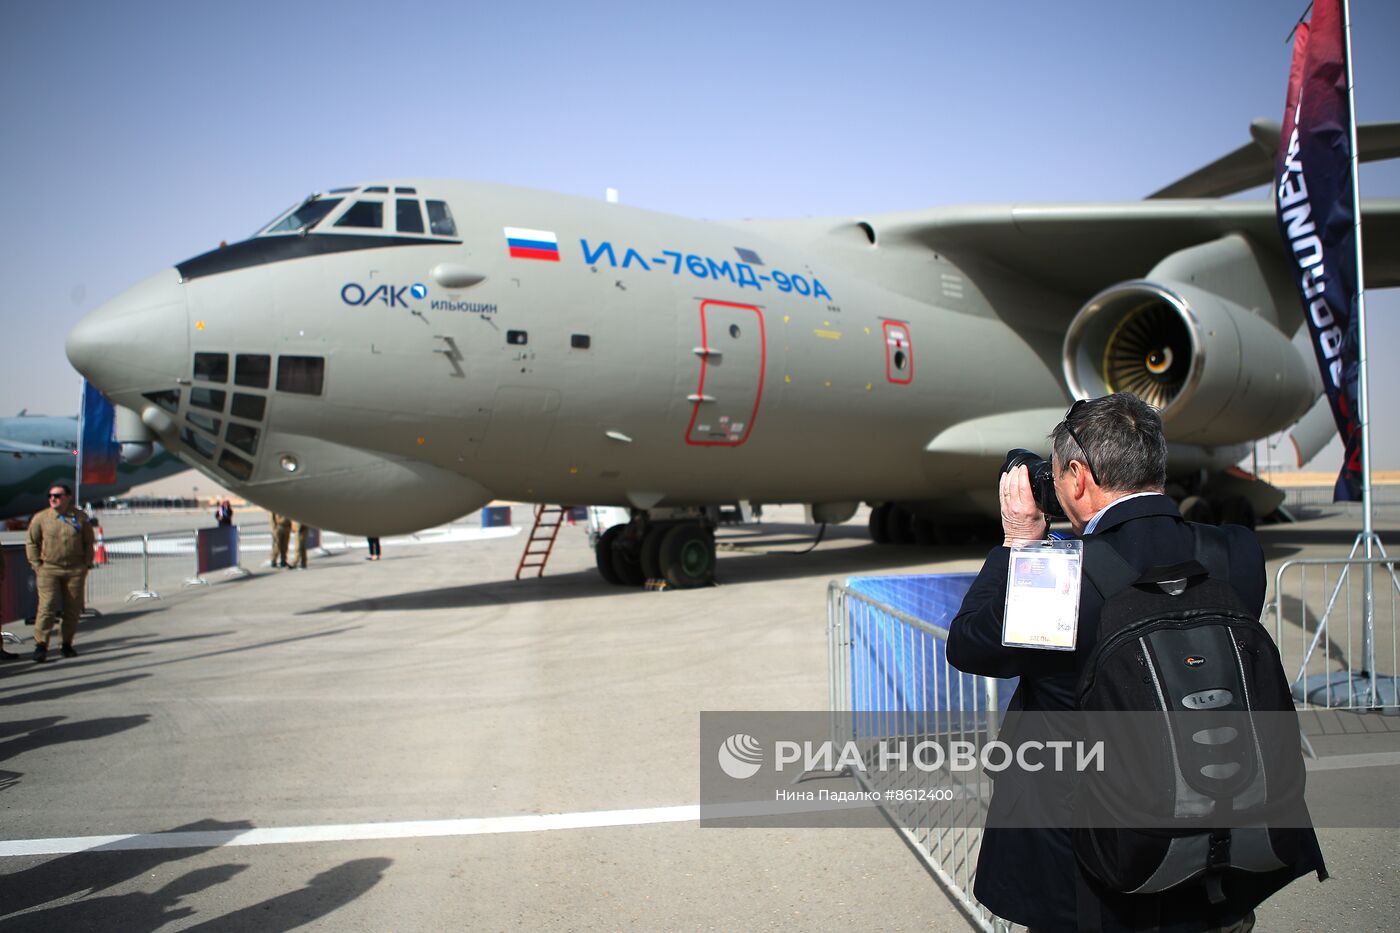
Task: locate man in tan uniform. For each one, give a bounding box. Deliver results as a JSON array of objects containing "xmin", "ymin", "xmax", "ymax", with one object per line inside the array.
[
  {"xmin": 292, "ymin": 521, "xmax": 311, "ymax": 569},
  {"xmin": 269, "ymin": 511, "xmax": 282, "ymax": 566},
  {"xmin": 275, "ymin": 513, "xmax": 293, "ymax": 568},
  {"xmin": 26, "ymin": 483, "xmax": 95, "ymax": 662}
]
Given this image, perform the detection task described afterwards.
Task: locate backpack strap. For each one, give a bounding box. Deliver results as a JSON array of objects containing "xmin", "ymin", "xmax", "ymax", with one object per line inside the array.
[
  {"xmin": 1082, "ymin": 535, "xmax": 1139, "ymax": 600},
  {"xmin": 1191, "ymin": 523, "xmax": 1231, "ymax": 582}
]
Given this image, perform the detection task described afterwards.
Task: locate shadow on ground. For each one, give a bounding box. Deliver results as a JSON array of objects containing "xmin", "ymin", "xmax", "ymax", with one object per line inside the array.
[
  {"xmin": 302, "ymin": 526, "xmax": 991, "ymax": 615},
  {"xmin": 0, "ymin": 818, "xmax": 391, "ymax": 933}
]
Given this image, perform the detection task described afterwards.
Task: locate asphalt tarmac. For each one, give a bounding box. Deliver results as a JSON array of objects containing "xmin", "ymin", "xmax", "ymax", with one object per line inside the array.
[{"xmin": 2, "ymin": 505, "xmax": 1398, "ymax": 931}]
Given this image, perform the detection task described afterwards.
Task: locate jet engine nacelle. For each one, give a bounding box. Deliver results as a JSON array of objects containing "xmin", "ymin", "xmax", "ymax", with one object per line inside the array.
[{"xmin": 1063, "ymin": 280, "xmax": 1315, "ymax": 446}]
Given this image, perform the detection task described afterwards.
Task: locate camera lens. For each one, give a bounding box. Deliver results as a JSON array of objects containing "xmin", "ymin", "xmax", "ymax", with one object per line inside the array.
[{"xmin": 1000, "ymin": 449, "xmax": 1065, "ymax": 519}]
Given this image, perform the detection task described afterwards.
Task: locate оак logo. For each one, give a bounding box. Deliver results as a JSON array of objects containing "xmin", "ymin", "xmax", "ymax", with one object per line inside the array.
[
  {"xmin": 341, "ymin": 282, "xmax": 429, "ymax": 308},
  {"xmin": 718, "ymin": 733, "xmax": 763, "ymax": 780}
]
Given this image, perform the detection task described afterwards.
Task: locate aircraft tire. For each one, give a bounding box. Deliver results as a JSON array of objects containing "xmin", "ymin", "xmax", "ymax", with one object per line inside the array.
[
  {"xmin": 1179, "ymin": 495, "xmax": 1217, "ymax": 526},
  {"xmin": 660, "ymin": 524, "xmax": 716, "ymax": 589},
  {"xmin": 885, "ymin": 506, "xmax": 916, "ymax": 546},
  {"xmin": 610, "ymin": 532, "xmax": 647, "ymax": 586},
  {"xmin": 869, "ymin": 504, "xmax": 893, "ymax": 544},
  {"xmin": 640, "ymin": 526, "xmax": 667, "ymax": 581},
  {"xmin": 912, "ymin": 517, "xmax": 943, "ymax": 546},
  {"xmin": 595, "ymin": 526, "xmax": 626, "ymax": 585},
  {"xmin": 1219, "ymin": 495, "xmax": 1256, "ymax": 530}
]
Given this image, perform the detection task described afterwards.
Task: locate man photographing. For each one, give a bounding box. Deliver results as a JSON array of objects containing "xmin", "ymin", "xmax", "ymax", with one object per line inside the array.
[{"xmin": 947, "ymin": 392, "xmax": 1324, "ymax": 932}]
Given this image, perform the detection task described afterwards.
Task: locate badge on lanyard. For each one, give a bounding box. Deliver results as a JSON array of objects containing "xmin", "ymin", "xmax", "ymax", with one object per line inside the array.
[{"xmin": 1002, "ymin": 539, "xmax": 1083, "ymax": 651}]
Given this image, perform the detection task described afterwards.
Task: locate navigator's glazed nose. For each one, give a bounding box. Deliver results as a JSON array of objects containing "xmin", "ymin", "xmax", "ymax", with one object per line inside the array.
[{"xmin": 66, "ymin": 269, "xmax": 189, "ymax": 393}]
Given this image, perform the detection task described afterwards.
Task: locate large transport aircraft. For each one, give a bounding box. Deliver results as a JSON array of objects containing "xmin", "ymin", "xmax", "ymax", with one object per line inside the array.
[
  {"xmin": 0, "ymin": 413, "xmax": 185, "ymax": 520},
  {"xmin": 64, "ymin": 123, "xmax": 1400, "ymax": 587}
]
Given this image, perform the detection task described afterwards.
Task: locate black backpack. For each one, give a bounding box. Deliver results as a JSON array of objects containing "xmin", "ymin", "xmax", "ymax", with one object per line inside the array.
[{"xmin": 1073, "ymin": 525, "xmax": 1326, "ymax": 906}]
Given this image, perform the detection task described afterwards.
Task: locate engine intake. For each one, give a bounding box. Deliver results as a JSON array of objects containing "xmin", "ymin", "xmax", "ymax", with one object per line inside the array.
[{"xmin": 1063, "ymin": 280, "xmax": 1314, "ymax": 445}]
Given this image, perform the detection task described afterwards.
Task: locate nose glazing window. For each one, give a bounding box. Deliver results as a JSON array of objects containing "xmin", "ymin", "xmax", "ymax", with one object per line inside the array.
[
  {"xmin": 194, "ymin": 353, "xmax": 228, "ymax": 383},
  {"xmin": 189, "ymin": 387, "xmax": 227, "ymax": 412},
  {"xmin": 230, "ymin": 393, "xmax": 266, "ymax": 421},
  {"xmin": 236, "ymin": 354, "xmax": 271, "ymax": 389}
]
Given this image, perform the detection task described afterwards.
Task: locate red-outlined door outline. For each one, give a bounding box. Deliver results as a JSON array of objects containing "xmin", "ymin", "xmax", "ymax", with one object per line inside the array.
[
  {"xmin": 883, "ymin": 320, "xmax": 913, "ymax": 385},
  {"xmin": 685, "ymin": 300, "xmax": 766, "ymax": 446}
]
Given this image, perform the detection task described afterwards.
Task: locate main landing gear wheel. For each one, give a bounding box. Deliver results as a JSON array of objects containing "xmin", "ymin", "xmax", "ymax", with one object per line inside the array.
[
  {"xmin": 595, "ymin": 526, "xmax": 625, "ymax": 585},
  {"xmin": 869, "ymin": 503, "xmax": 893, "ymax": 544},
  {"xmin": 640, "ymin": 526, "xmax": 667, "ymax": 581},
  {"xmin": 884, "ymin": 505, "xmax": 916, "ymax": 545},
  {"xmin": 611, "ymin": 534, "xmax": 646, "ymax": 586},
  {"xmin": 912, "ymin": 516, "xmax": 943, "ymax": 546},
  {"xmin": 659, "ymin": 524, "xmax": 716, "ymax": 589}
]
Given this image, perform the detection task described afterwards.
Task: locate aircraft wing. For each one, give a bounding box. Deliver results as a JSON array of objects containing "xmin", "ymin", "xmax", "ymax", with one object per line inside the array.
[
  {"xmin": 878, "ymin": 198, "xmax": 1400, "ymax": 296},
  {"xmin": 1149, "ymin": 119, "xmax": 1400, "ymax": 199}
]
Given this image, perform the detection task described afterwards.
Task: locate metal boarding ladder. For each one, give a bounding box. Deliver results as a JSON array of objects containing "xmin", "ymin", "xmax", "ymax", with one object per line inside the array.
[{"xmin": 515, "ymin": 505, "xmax": 568, "ymax": 579}]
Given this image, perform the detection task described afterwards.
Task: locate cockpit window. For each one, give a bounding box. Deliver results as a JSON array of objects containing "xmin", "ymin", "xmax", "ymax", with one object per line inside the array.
[
  {"xmin": 334, "ymin": 200, "xmax": 384, "ymax": 229},
  {"xmin": 396, "ymin": 199, "xmax": 424, "ymax": 234},
  {"xmin": 262, "ymin": 198, "xmax": 343, "ymax": 235},
  {"xmin": 426, "ymin": 200, "xmax": 457, "ymax": 237}
]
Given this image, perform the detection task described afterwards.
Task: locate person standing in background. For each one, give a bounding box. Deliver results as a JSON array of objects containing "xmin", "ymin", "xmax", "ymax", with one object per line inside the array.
[
  {"xmin": 26, "ymin": 484, "xmax": 95, "ymax": 662},
  {"xmin": 292, "ymin": 521, "xmax": 310, "ymax": 569}
]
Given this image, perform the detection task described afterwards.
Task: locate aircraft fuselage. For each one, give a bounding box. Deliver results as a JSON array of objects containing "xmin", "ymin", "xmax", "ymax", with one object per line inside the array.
[{"xmin": 66, "ymin": 180, "xmax": 1259, "ymax": 536}]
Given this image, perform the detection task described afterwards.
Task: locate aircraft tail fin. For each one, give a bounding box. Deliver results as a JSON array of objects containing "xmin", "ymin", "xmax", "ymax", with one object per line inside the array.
[{"xmin": 1148, "ymin": 118, "xmax": 1400, "ymax": 199}]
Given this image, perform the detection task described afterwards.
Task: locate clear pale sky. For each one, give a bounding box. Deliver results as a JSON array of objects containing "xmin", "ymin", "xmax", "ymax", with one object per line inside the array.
[{"xmin": 2, "ymin": 0, "xmax": 1396, "ymax": 472}]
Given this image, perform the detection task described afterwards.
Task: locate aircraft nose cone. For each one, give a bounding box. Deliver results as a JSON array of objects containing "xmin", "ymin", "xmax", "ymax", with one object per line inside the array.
[{"xmin": 67, "ymin": 269, "xmax": 188, "ymax": 392}]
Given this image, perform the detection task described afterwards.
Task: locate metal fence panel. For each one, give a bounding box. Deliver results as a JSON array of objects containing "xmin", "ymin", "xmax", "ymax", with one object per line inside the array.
[
  {"xmin": 828, "ymin": 581, "xmax": 1015, "ymax": 933},
  {"xmin": 1272, "ymin": 555, "xmax": 1400, "ymax": 712},
  {"xmin": 84, "ymin": 533, "xmax": 161, "ymax": 605}
]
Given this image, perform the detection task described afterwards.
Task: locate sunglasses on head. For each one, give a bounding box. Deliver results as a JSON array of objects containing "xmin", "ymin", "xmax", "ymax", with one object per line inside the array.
[{"xmin": 1063, "ymin": 400, "xmax": 1100, "ymax": 485}]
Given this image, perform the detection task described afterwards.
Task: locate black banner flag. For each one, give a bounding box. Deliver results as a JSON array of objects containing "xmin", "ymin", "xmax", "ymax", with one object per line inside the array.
[{"xmin": 1274, "ymin": 0, "xmax": 1362, "ymax": 501}]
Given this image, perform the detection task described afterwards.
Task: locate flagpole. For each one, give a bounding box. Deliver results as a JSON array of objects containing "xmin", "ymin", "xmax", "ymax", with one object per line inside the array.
[
  {"xmin": 1341, "ymin": 0, "xmax": 1378, "ymax": 692},
  {"xmin": 75, "ymin": 381, "xmax": 85, "ymax": 510}
]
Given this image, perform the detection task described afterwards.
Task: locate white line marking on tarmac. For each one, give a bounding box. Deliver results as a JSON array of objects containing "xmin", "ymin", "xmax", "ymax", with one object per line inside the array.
[
  {"xmin": 0, "ymin": 805, "xmax": 702, "ymax": 857},
  {"xmin": 1304, "ymin": 750, "xmax": 1400, "ymax": 771},
  {"xmin": 6, "ymin": 753, "xmax": 1398, "ymax": 858}
]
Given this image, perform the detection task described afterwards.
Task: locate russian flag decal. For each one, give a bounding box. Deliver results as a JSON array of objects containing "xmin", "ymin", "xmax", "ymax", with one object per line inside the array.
[{"xmin": 505, "ymin": 227, "xmax": 560, "ymax": 261}]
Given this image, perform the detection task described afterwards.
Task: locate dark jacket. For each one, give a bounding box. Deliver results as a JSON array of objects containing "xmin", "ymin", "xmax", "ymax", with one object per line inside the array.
[{"xmin": 946, "ymin": 494, "xmax": 1323, "ymax": 932}]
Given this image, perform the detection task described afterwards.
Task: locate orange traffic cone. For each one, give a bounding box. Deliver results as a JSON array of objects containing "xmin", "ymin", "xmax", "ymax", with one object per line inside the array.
[{"xmin": 94, "ymin": 529, "xmax": 107, "ymax": 566}]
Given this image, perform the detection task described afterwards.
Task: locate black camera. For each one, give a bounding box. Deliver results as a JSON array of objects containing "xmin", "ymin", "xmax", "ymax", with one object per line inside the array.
[{"xmin": 1001, "ymin": 448, "xmax": 1064, "ymax": 519}]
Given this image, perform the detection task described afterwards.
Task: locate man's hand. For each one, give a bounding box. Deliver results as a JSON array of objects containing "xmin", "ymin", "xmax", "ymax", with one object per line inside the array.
[{"xmin": 1000, "ymin": 465, "xmax": 1047, "ymax": 547}]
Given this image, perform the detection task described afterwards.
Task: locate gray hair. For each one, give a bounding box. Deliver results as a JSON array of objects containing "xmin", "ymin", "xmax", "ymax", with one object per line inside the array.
[{"xmin": 1050, "ymin": 393, "xmax": 1166, "ymax": 492}]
